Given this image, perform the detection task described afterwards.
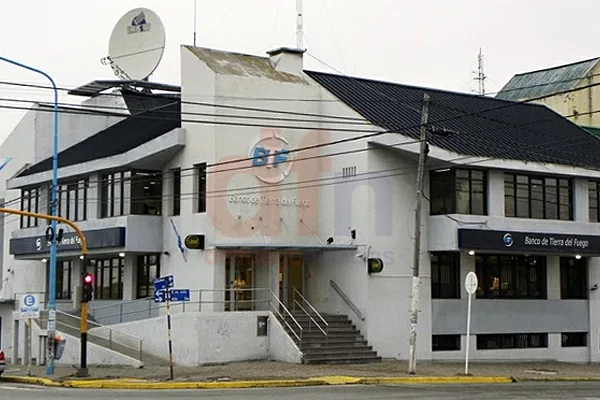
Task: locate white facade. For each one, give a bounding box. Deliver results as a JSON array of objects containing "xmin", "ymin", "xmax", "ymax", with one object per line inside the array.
[{"xmin": 2, "ymin": 45, "xmax": 600, "ymax": 364}]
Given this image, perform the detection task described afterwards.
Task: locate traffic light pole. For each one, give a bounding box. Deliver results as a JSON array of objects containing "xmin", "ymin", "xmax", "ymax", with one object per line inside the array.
[
  {"xmin": 0, "ymin": 208, "xmax": 88, "ymax": 372},
  {"xmin": 79, "ymin": 300, "xmax": 88, "ymax": 377}
]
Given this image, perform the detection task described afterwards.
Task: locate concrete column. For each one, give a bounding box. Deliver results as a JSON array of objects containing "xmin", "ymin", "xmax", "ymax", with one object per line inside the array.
[
  {"xmin": 588, "ymin": 257, "xmax": 600, "ymax": 362},
  {"xmin": 122, "ymin": 255, "xmax": 134, "ymax": 301},
  {"xmin": 487, "ymin": 170, "xmax": 505, "ymax": 217},
  {"xmin": 88, "ymin": 174, "xmax": 100, "ymax": 219},
  {"xmin": 547, "ymin": 256, "xmax": 561, "ymax": 300},
  {"xmin": 574, "ymin": 178, "xmax": 589, "ymax": 223},
  {"xmin": 460, "ymin": 251, "xmax": 476, "ymax": 300}
]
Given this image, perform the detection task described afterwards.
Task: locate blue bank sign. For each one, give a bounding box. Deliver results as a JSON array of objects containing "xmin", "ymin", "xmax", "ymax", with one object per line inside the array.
[{"xmin": 249, "ymin": 132, "xmax": 293, "ymax": 184}]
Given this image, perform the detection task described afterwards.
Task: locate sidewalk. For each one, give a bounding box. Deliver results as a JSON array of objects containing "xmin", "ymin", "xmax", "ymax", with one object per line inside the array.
[{"xmin": 4, "ymin": 359, "xmax": 600, "ymax": 386}]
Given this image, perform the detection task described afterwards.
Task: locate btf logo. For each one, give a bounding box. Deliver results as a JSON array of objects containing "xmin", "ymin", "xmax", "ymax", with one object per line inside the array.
[{"xmin": 249, "ymin": 131, "xmax": 294, "ymax": 184}]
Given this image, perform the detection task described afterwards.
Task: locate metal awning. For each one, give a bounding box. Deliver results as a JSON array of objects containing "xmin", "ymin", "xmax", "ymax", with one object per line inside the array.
[
  {"xmin": 213, "ymin": 243, "xmax": 358, "ymax": 251},
  {"xmin": 68, "ymin": 80, "xmax": 181, "ymax": 97}
]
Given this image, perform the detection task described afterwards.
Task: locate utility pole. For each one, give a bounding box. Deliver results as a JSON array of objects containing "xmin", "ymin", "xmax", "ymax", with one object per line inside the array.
[{"xmin": 408, "ymin": 92, "xmax": 430, "ymax": 375}]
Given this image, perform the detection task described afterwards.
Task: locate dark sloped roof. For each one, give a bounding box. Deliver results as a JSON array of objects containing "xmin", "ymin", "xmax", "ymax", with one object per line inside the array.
[
  {"xmin": 496, "ymin": 58, "xmax": 599, "ymax": 101},
  {"xmin": 583, "ymin": 126, "xmax": 600, "ymax": 140},
  {"xmin": 305, "ymin": 70, "xmax": 600, "ymax": 170},
  {"xmin": 17, "ymin": 96, "xmax": 181, "ymax": 177}
]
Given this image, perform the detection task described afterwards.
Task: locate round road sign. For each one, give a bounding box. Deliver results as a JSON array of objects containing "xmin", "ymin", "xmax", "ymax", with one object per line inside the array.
[{"xmin": 464, "ymin": 272, "xmax": 478, "ymax": 295}]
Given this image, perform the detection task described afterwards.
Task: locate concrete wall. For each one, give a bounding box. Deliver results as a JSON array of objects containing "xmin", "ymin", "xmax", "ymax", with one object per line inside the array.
[{"xmin": 88, "ymin": 311, "xmax": 302, "ymax": 366}]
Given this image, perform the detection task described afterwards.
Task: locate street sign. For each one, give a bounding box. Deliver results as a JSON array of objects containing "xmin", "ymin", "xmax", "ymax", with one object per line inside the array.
[
  {"xmin": 464, "ymin": 271, "xmax": 478, "ymax": 376},
  {"xmin": 154, "ymin": 275, "xmax": 174, "ymax": 291},
  {"xmin": 169, "ymin": 288, "xmax": 191, "ymax": 302},
  {"xmin": 154, "ymin": 289, "xmax": 167, "ymax": 303},
  {"xmin": 464, "ymin": 271, "xmax": 478, "ymax": 294},
  {"xmin": 20, "ymin": 293, "xmax": 40, "ymax": 319}
]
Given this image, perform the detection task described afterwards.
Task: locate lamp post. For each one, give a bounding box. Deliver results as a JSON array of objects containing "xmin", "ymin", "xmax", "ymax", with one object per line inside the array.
[{"xmin": 0, "ymin": 56, "xmax": 59, "ymax": 375}]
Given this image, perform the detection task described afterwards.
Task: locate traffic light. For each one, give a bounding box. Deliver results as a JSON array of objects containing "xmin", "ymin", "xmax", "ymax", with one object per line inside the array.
[{"xmin": 82, "ymin": 273, "xmax": 94, "ymax": 303}]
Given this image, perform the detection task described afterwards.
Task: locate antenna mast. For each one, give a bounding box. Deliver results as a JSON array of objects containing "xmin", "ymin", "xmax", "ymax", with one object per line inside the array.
[
  {"xmin": 193, "ymin": 0, "xmax": 198, "ymax": 46},
  {"xmin": 474, "ymin": 48, "xmax": 487, "ymax": 95},
  {"xmin": 296, "ymin": 0, "xmax": 303, "ymax": 49}
]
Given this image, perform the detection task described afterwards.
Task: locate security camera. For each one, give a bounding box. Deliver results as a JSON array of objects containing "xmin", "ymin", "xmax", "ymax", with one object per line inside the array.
[{"xmin": 591, "ymin": 284, "xmax": 598, "ymax": 291}]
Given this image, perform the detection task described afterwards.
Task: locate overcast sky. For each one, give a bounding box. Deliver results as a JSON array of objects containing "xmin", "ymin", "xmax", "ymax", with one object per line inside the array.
[{"xmin": 1, "ymin": 0, "xmax": 599, "ymax": 144}]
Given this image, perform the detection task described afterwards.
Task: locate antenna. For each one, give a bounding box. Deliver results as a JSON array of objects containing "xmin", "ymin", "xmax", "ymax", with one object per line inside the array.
[
  {"xmin": 193, "ymin": 0, "xmax": 197, "ymax": 46},
  {"xmin": 474, "ymin": 47, "xmax": 487, "ymax": 95},
  {"xmin": 101, "ymin": 8, "xmax": 166, "ymax": 81},
  {"xmin": 296, "ymin": 0, "xmax": 303, "ymax": 49}
]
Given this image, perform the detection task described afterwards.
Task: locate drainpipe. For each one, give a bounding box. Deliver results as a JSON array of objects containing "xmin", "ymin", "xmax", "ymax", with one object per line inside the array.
[{"xmin": 589, "ymin": 73, "xmax": 594, "ymax": 126}]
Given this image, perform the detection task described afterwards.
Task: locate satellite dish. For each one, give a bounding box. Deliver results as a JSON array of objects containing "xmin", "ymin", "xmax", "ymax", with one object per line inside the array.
[{"xmin": 104, "ymin": 8, "xmax": 166, "ymax": 81}]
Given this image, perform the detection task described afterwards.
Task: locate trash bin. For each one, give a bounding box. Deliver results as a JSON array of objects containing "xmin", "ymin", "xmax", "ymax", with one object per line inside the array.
[{"xmin": 54, "ymin": 333, "xmax": 67, "ymax": 360}]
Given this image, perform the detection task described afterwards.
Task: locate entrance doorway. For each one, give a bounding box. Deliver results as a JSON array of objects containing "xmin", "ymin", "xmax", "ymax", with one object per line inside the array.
[
  {"xmin": 225, "ymin": 254, "xmax": 254, "ymax": 311},
  {"xmin": 279, "ymin": 254, "xmax": 304, "ymax": 308}
]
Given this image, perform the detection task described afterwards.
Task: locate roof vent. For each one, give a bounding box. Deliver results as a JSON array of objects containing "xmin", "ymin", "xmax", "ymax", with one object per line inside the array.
[{"xmin": 267, "ymin": 47, "xmax": 305, "ymax": 76}]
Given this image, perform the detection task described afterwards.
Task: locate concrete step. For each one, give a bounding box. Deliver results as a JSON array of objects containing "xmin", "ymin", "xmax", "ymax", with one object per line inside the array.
[
  {"xmin": 299, "ymin": 340, "xmax": 370, "ymax": 349},
  {"xmin": 303, "ymin": 355, "xmax": 382, "ymax": 365},
  {"xmin": 302, "ymin": 346, "xmax": 375, "ymax": 355}
]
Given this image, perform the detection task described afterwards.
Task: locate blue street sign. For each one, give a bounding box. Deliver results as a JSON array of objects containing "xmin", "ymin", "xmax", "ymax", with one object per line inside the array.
[
  {"xmin": 169, "ymin": 288, "xmax": 191, "ymax": 302},
  {"xmin": 154, "ymin": 275, "xmax": 174, "ymax": 291},
  {"xmin": 154, "ymin": 289, "xmax": 167, "ymax": 303}
]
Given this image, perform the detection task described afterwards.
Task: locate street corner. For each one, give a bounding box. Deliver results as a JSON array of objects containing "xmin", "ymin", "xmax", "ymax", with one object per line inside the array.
[
  {"xmin": 358, "ymin": 375, "xmax": 517, "ymax": 385},
  {"xmin": 1, "ymin": 374, "xmax": 63, "ymax": 387}
]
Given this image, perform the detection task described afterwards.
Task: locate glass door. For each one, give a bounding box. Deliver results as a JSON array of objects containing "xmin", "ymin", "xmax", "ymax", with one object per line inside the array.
[
  {"xmin": 225, "ymin": 254, "xmax": 255, "ymax": 311},
  {"xmin": 279, "ymin": 254, "xmax": 304, "ymax": 308}
]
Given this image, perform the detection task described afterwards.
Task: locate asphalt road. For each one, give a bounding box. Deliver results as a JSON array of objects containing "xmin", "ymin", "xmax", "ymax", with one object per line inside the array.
[{"xmin": 3, "ymin": 382, "xmax": 600, "ymax": 399}]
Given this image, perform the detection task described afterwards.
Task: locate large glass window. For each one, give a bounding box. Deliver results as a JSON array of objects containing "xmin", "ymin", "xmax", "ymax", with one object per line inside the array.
[
  {"xmin": 560, "ymin": 257, "xmax": 587, "ymax": 299},
  {"xmin": 430, "ymin": 168, "xmax": 486, "ymax": 215},
  {"xmin": 589, "ymin": 181, "xmax": 600, "ymax": 222},
  {"xmin": 431, "ymin": 253, "xmax": 460, "ymax": 299},
  {"xmin": 47, "ymin": 260, "xmax": 73, "ymax": 300},
  {"xmin": 101, "ymin": 170, "xmax": 162, "ymax": 217},
  {"xmin": 196, "ymin": 163, "xmax": 206, "ymax": 213},
  {"xmin": 172, "ymin": 168, "xmax": 181, "ymax": 216},
  {"xmin": 92, "ymin": 257, "xmax": 124, "ymax": 300},
  {"xmin": 55, "ymin": 178, "xmax": 88, "ymax": 222},
  {"xmin": 20, "ymin": 187, "xmax": 40, "ymax": 228},
  {"xmin": 476, "ymin": 255, "xmax": 547, "ymax": 299},
  {"xmin": 136, "ymin": 254, "xmax": 161, "ymax": 299},
  {"xmin": 505, "ymin": 173, "xmax": 572, "ymax": 220}
]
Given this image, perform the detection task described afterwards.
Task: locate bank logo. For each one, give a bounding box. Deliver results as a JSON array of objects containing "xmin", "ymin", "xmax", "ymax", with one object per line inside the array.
[
  {"xmin": 503, "ymin": 233, "xmax": 514, "ymax": 247},
  {"xmin": 250, "ymin": 131, "xmax": 293, "ymax": 184},
  {"xmin": 35, "ymin": 238, "xmax": 42, "ymax": 251},
  {"xmin": 127, "ymin": 11, "xmax": 151, "ymax": 34}
]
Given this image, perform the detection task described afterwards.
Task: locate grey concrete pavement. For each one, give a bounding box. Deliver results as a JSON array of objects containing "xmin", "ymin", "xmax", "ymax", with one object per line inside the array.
[
  {"xmin": 5, "ymin": 359, "xmax": 600, "ymax": 382},
  {"xmin": 3, "ymin": 382, "xmax": 600, "ymax": 399}
]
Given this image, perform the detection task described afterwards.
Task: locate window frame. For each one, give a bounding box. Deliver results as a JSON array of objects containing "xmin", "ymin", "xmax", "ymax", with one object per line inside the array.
[
  {"xmin": 560, "ymin": 257, "xmax": 588, "ymax": 299},
  {"xmin": 172, "ymin": 168, "xmax": 181, "ymax": 216},
  {"xmin": 475, "ymin": 255, "xmax": 547, "ymax": 300},
  {"xmin": 196, "ymin": 163, "xmax": 207, "ymax": 213},
  {"xmin": 476, "ymin": 333, "xmax": 548, "ymax": 350},
  {"xmin": 20, "ymin": 187, "xmax": 40, "ymax": 228},
  {"xmin": 92, "ymin": 257, "xmax": 124, "ymax": 300},
  {"xmin": 505, "ymin": 173, "xmax": 572, "ymax": 220},
  {"xmin": 431, "ymin": 252, "xmax": 460, "ymax": 299},
  {"xmin": 429, "ymin": 168, "xmax": 487, "ymax": 216},
  {"xmin": 136, "ymin": 254, "xmax": 161, "ymax": 299}
]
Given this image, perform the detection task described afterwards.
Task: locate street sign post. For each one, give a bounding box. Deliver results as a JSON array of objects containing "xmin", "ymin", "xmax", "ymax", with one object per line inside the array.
[
  {"xmin": 464, "ymin": 271, "xmax": 478, "ymax": 376},
  {"xmin": 20, "ymin": 293, "xmax": 39, "ymax": 377},
  {"xmin": 151, "ymin": 275, "xmax": 190, "ymax": 381}
]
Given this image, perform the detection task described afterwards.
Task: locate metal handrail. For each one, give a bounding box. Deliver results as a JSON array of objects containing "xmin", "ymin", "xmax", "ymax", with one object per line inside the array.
[
  {"xmin": 329, "ymin": 280, "xmax": 365, "ymax": 321},
  {"xmin": 292, "ymin": 288, "xmax": 329, "ymax": 329},
  {"xmin": 266, "ymin": 289, "xmax": 303, "ymax": 342},
  {"xmin": 55, "ymin": 310, "xmax": 145, "ymax": 361},
  {"xmin": 293, "ymin": 299, "xmax": 327, "ymax": 337}
]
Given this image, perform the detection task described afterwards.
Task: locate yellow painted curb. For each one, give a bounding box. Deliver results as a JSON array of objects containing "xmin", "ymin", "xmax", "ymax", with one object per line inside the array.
[
  {"xmin": 360, "ymin": 376, "xmax": 515, "ymax": 385},
  {"xmin": 62, "ymin": 378, "xmax": 329, "ymax": 390},
  {"xmin": 1, "ymin": 375, "xmax": 62, "ymax": 387}
]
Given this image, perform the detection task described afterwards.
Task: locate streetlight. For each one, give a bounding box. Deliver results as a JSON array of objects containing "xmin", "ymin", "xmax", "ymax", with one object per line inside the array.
[{"xmin": 0, "ymin": 56, "xmax": 59, "ymax": 375}]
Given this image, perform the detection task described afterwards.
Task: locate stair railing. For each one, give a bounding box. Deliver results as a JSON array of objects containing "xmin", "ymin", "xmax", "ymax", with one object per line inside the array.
[
  {"xmin": 55, "ymin": 310, "xmax": 145, "ymax": 361},
  {"xmin": 267, "ymin": 289, "xmax": 303, "ymax": 342},
  {"xmin": 291, "ymin": 288, "xmax": 328, "ymax": 339},
  {"xmin": 329, "ymin": 280, "xmax": 365, "ymax": 321}
]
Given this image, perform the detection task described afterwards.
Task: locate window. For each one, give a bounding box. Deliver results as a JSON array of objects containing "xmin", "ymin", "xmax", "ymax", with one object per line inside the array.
[
  {"xmin": 561, "ymin": 332, "xmax": 587, "ymax": 347},
  {"xmin": 56, "ymin": 179, "xmax": 88, "ymax": 222},
  {"xmin": 196, "ymin": 163, "xmax": 207, "ymax": 213},
  {"xmin": 431, "ymin": 253, "xmax": 460, "ymax": 299},
  {"xmin": 20, "ymin": 187, "xmax": 40, "ymax": 228},
  {"xmin": 130, "ymin": 171, "xmax": 162, "ymax": 215},
  {"xmin": 136, "ymin": 254, "xmax": 160, "ymax": 299},
  {"xmin": 430, "ymin": 168, "xmax": 487, "ymax": 215},
  {"xmin": 505, "ymin": 173, "xmax": 572, "ymax": 220},
  {"xmin": 342, "ymin": 166, "xmax": 357, "ymax": 178},
  {"xmin": 477, "ymin": 333, "xmax": 548, "ymax": 350},
  {"xmin": 560, "ymin": 257, "xmax": 587, "ymax": 299},
  {"xmin": 101, "ymin": 170, "xmax": 162, "ymax": 217},
  {"xmin": 101, "ymin": 172, "xmax": 126, "ymax": 218},
  {"xmin": 172, "ymin": 168, "xmax": 181, "ymax": 216},
  {"xmin": 476, "ymin": 255, "xmax": 546, "ymax": 299},
  {"xmin": 432, "ymin": 335, "xmax": 461, "ymax": 351},
  {"xmin": 47, "ymin": 260, "xmax": 73, "ymax": 300},
  {"xmin": 589, "ymin": 181, "xmax": 600, "ymax": 222},
  {"xmin": 92, "ymin": 257, "xmax": 124, "ymax": 300}
]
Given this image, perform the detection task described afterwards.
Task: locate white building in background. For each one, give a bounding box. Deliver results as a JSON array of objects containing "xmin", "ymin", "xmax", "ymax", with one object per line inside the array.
[{"xmin": 2, "ymin": 44, "xmax": 600, "ymax": 365}]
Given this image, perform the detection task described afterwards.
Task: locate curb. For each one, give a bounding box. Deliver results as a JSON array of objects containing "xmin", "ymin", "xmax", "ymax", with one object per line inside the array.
[
  {"xmin": 3, "ymin": 374, "xmax": 516, "ymax": 389},
  {"xmin": 513, "ymin": 376, "xmax": 600, "ymax": 382}
]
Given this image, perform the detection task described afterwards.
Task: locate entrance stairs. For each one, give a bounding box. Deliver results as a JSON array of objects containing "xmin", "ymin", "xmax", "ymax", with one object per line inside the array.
[
  {"xmin": 37, "ymin": 310, "xmax": 163, "ymax": 366},
  {"xmin": 278, "ymin": 311, "xmax": 381, "ymax": 365}
]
